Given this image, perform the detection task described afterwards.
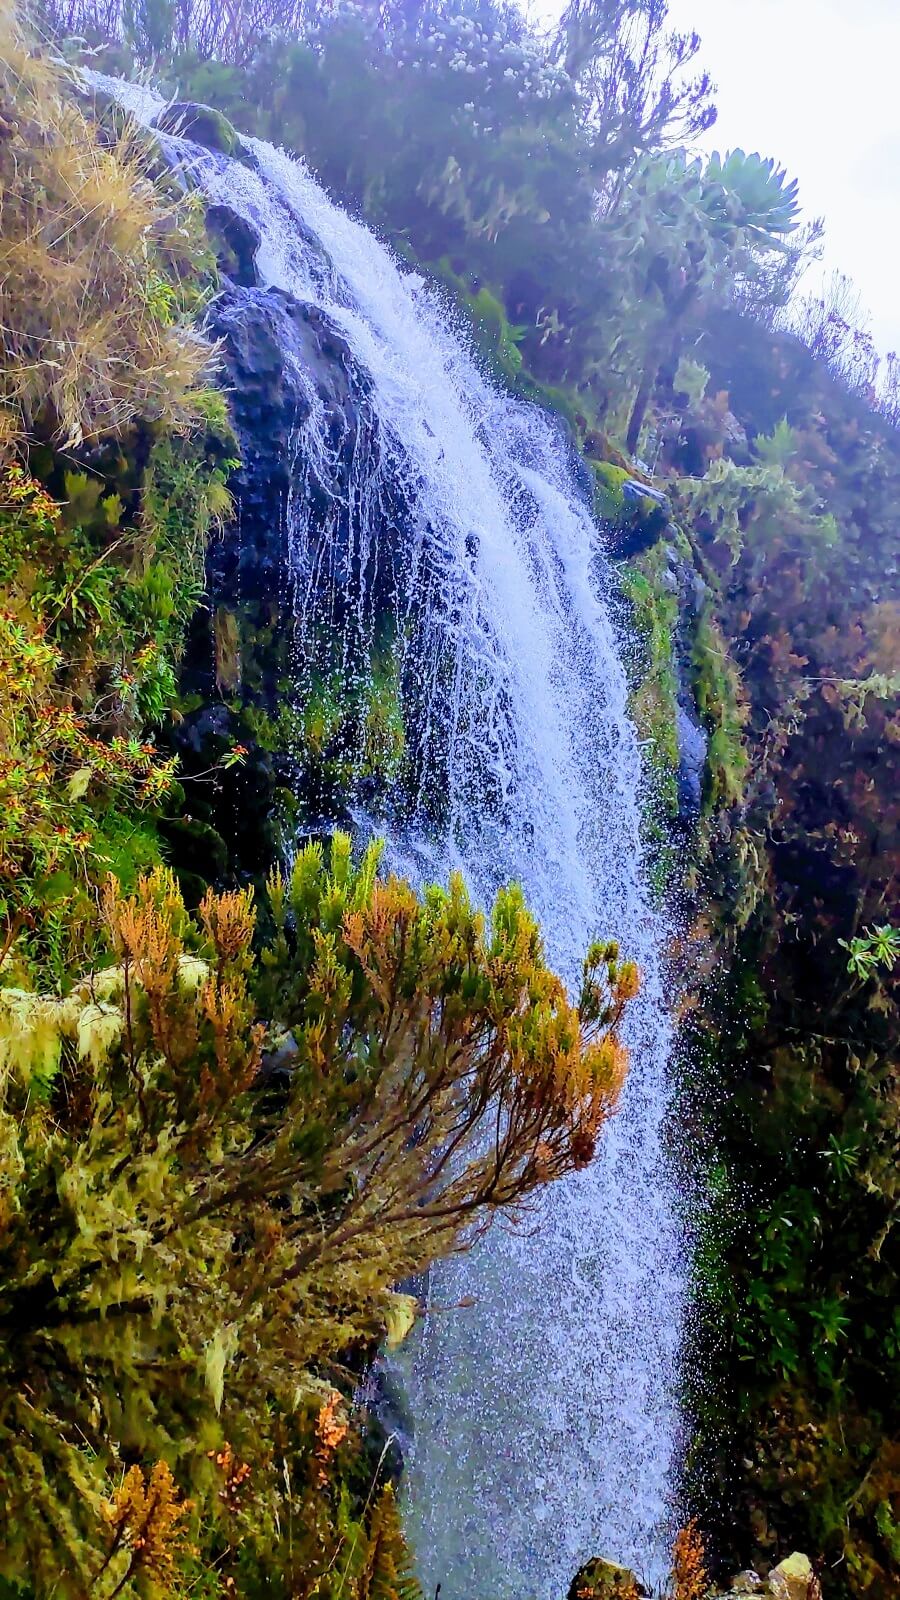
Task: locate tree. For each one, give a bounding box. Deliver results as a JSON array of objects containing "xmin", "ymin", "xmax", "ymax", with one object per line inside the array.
[
  {"xmin": 603, "ymin": 147, "xmax": 806, "ymax": 454},
  {"xmin": 552, "ymin": 0, "xmax": 716, "ymax": 172}
]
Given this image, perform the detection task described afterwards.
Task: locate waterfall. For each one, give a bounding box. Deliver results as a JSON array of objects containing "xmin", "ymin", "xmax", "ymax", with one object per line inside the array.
[{"xmin": 93, "ymin": 78, "xmax": 687, "ymax": 1597}]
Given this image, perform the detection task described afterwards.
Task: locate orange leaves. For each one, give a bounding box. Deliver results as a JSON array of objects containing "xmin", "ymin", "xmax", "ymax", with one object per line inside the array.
[
  {"xmin": 342, "ymin": 875, "xmax": 423, "ymax": 1008},
  {"xmin": 100, "ymin": 868, "xmax": 261, "ymax": 1112},
  {"xmin": 671, "ymin": 1519, "xmax": 708, "ymax": 1600},
  {"xmin": 266, "ymin": 832, "xmax": 638, "ymax": 1247},
  {"xmin": 208, "ymin": 1442, "xmax": 252, "ymax": 1512},
  {"xmin": 105, "ymin": 1461, "xmax": 193, "ymax": 1589},
  {"xmin": 200, "ymin": 885, "xmax": 256, "ymax": 969},
  {"xmin": 314, "ymin": 1390, "xmax": 349, "ymax": 1485},
  {"xmin": 200, "ymin": 975, "xmax": 263, "ymax": 1107}
]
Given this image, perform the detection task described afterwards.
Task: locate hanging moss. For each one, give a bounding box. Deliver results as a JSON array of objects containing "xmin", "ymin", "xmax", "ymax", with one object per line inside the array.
[
  {"xmin": 691, "ymin": 606, "xmax": 749, "ymax": 813},
  {"xmin": 361, "ymin": 656, "xmax": 406, "ymax": 782},
  {"xmin": 619, "ymin": 548, "xmax": 680, "ymax": 812}
]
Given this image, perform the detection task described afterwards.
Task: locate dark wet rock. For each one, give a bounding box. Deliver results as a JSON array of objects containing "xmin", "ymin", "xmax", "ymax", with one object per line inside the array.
[
  {"xmin": 593, "ymin": 461, "xmax": 671, "ymax": 557},
  {"xmin": 168, "ymin": 280, "xmax": 415, "ymax": 882},
  {"xmin": 622, "ymin": 478, "xmax": 669, "ymax": 511},
  {"xmin": 205, "ymin": 283, "xmax": 384, "ymax": 601},
  {"xmin": 676, "ymin": 701, "xmax": 708, "ymax": 818},
  {"xmin": 203, "ymin": 280, "xmax": 415, "ymax": 633},
  {"xmin": 205, "ymin": 203, "xmax": 262, "ymax": 288},
  {"xmin": 259, "ymin": 1032, "xmax": 299, "ymax": 1088}
]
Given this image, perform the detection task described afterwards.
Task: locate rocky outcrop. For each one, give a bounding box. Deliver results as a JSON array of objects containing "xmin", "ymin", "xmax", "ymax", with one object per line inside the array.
[
  {"xmin": 207, "ymin": 282, "xmax": 381, "ymax": 599},
  {"xmin": 153, "ymin": 100, "xmax": 240, "ymax": 155},
  {"xmin": 713, "ymin": 1554, "xmax": 822, "ymax": 1600},
  {"xmin": 570, "ymin": 1552, "xmax": 822, "ymax": 1600},
  {"xmin": 567, "ymin": 1557, "xmax": 648, "ymax": 1600}
]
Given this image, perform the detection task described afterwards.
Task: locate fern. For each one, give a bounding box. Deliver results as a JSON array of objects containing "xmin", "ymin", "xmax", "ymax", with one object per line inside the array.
[{"xmin": 358, "ymin": 1486, "xmax": 422, "ymax": 1600}]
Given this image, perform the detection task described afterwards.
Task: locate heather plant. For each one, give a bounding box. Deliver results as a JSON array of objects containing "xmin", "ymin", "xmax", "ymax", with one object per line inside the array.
[{"xmin": 0, "ymin": 837, "xmax": 637, "ymax": 1595}]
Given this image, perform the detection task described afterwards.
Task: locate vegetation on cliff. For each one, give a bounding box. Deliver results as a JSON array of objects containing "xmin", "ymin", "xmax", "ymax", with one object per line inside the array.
[
  {"xmin": 1, "ymin": 835, "xmax": 636, "ymax": 1596},
  {"xmin": 2, "ymin": 0, "xmax": 898, "ymax": 1594}
]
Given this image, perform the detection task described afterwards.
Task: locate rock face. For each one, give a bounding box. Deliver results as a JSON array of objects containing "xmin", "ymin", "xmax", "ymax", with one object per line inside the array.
[
  {"xmin": 169, "ymin": 279, "xmax": 379, "ymax": 877},
  {"xmin": 168, "ymin": 234, "xmax": 419, "ymax": 883},
  {"xmin": 207, "ymin": 282, "xmax": 381, "ymax": 600}
]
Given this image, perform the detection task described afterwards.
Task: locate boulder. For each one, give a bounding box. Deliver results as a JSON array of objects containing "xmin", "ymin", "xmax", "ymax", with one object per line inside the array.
[
  {"xmin": 591, "ymin": 460, "xmax": 670, "ymax": 556},
  {"xmin": 567, "ymin": 1557, "xmax": 648, "ymax": 1600},
  {"xmin": 153, "ymin": 101, "xmax": 239, "ymax": 156},
  {"xmin": 768, "ymin": 1552, "xmax": 819, "ymax": 1600}
]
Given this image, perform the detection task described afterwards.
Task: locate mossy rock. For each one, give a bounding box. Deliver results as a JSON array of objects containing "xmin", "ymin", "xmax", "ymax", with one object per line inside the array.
[
  {"xmin": 591, "ymin": 462, "xmax": 670, "ymax": 552},
  {"xmin": 566, "ymin": 1557, "xmax": 647, "ymax": 1600},
  {"xmin": 153, "ymin": 101, "xmax": 240, "ymax": 156},
  {"xmin": 591, "ymin": 460, "xmax": 631, "ymax": 521},
  {"xmin": 159, "ymin": 816, "xmax": 229, "ymax": 891},
  {"xmin": 767, "ymin": 1553, "xmax": 818, "ymax": 1600}
]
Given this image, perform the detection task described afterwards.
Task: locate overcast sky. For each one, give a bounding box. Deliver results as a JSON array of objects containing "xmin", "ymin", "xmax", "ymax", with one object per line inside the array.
[{"xmin": 663, "ymin": 0, "xmax": 900, "ymax": 357}]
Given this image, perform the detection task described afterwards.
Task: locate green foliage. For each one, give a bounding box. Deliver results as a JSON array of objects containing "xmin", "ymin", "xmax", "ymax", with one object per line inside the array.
[
  {"xmin": 703, "ymin": 149, "xmax": 801, "ymax": 239},
  {"xmin": 690, "ymin": 606, "xmax": 748, "ymax": 811},
  {"xmin": 754, "ymin": 415, "xmax": 799, "ymax": 466},
  {"xmin": 619, "ymin": 549, "xmax": 679, "ymax": 818},
  {"xmin": 0, "ymin": 20, "xmax": 237, "ymax": 985},
  {"xmin": 0, "ymin": 844, "xmax": 637, "ymax": 1596},
  {"xmin": 840, "ymin": 924, "xmax": 900, "ymax": 982},
  {"xmin": 9, "ymin": 2, "xmax": 900, "ymax": 1593},
  {"xmin": 673, "ymin": 356, "xmax": 710, "ymax": 410},
  {"xmin": 675, "ymin": 456, "xmax": 839, "ymax": 566},
  {"xmin": 361, "ymin": 658, "xmax": 406, "ymax": 782},
  {"xmin": 358, "ymin": 1485, "xmax": 423, "ymax": 1600},
  {"xmin": 0, "ymin": 421, "xmax": 233, "ymax": 981}
]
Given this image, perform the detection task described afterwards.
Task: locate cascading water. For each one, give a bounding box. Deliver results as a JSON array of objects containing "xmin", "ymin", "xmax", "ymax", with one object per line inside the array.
[{"xmin": 94, "ymin": 76, "xmax": 687, "ymax": 1597}]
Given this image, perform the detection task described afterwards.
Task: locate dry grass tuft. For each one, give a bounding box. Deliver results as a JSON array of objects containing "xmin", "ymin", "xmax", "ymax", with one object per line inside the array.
[{"xmin": 0, "ymin": 0, "xmax": 212, "ymax": 455}]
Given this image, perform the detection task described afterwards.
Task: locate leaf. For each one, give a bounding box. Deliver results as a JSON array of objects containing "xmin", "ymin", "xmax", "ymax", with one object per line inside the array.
[
  {"xmin": 203, "ymin": 1323, "xmax": 239, "ymax": 1413},
  {"xmin": 66, "ymin": 766, "xmax": 93, "ymax": 801},
  {"xmin": 384, "ymin": 1292, "xmax": 419, "ymax": 1350}
]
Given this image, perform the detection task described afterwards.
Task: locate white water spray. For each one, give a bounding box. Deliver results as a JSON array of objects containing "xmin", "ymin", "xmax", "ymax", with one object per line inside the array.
[{"xmin": 94, "ymin": 81, "xmax": 687, "ymax": 1596}]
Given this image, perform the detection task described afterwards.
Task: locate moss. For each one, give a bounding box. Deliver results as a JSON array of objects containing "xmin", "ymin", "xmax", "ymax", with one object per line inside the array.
[
  {"xmin": 214, "ymin": 606, "xmax": 241, "ymax": 692},
  {"xmin": 567, "ymin": 1557, "xmax": 643, "ymax": 1600},
  {"xmin": 620, "ymin": 548, "xmax": 680, "ymax": 801},
  {"xmin": 361, "ymin": 658, "xmax": 406, "ymax": 781},
  {"xmin": 430, "ymin": 259, "xmax": 588, "ymax": 435},
  {"xmin": 592, "ymin": 460, "xmax": 631, "ymax": 522},
  {"xmin": 691, "ymin": 606, "xmax": 749, "ymax": 813}
]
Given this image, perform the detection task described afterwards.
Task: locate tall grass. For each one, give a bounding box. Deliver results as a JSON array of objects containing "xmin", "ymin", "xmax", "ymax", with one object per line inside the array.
[{"xmin": 0, "ymin": 0, "xmax": 212, "ymax": 456}]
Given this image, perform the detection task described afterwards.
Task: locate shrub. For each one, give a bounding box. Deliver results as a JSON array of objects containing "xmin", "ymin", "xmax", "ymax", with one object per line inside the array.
[{"xmin": 0, "ymin": 836, "xmax": 637, "ymax": 1594}]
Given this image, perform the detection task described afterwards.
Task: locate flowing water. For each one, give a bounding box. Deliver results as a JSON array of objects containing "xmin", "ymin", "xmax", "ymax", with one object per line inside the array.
[{"xmin": 93, "ymin": 76, "xmax": 688, "ymax": 1597}]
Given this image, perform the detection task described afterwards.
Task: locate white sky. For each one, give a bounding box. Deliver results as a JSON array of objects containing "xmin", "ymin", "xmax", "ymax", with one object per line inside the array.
[{"xmin": 663, "ymin": 0, "xmax": 900, "ymax": 357}]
